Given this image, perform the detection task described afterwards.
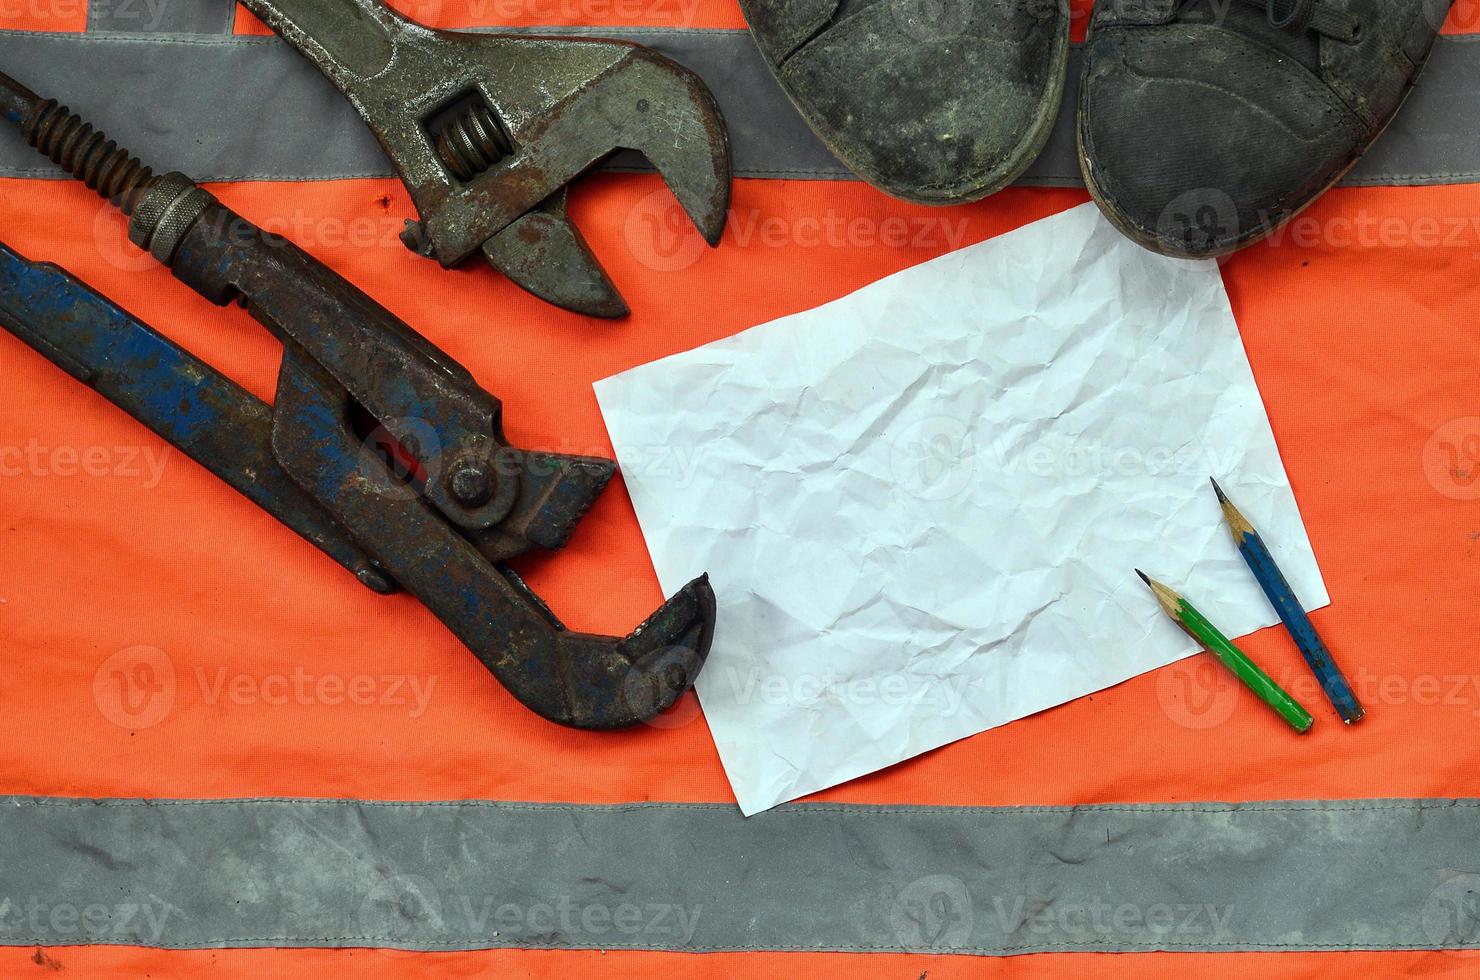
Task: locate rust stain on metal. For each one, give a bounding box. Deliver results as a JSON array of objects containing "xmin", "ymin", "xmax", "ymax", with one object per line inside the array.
[{"xmin": 237, "ymin": 0, "xmax": 733, "ymax": 318}]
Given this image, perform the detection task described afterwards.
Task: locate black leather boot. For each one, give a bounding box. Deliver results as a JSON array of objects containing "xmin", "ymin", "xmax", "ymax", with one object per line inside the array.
[
  {"xmin": 741, "ymin": 0, "xmax": 1071, "ymax": 205},
  {"xmin": 1078, "ymin": 0, "xmax": 1453, "ymax": 257}
]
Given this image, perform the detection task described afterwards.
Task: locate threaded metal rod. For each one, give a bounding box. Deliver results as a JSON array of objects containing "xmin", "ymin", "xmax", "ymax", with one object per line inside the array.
[
  {"xmin": 433, "ymin": 103, "xmax": 511, "ymax": 183},
  {"xmin": 0, "ymin": 70, "xmax": 155, "ymax": 214}
]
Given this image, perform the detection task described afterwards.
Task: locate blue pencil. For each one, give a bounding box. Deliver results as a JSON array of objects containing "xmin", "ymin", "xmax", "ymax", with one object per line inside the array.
[{"xmin": 1212, "ymin": 479, "xmax": 1364, "ymax": 724}]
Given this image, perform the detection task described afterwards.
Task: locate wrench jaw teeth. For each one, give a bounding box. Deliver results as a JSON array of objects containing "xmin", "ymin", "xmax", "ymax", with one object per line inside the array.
[
  {"xmin": 544, "ymin": 574, "xmax": 716, "ymax": 731},
  {"xmin": 619, "ymin": 573, "xmax": 716, "ymax": 668},
  {"xmin": 491, "ymin": 452, "xmax": 618, "ymax": 560},
  {"xmin": 614, "ymin": 573, "xmax": 716, "ymax": 726}
]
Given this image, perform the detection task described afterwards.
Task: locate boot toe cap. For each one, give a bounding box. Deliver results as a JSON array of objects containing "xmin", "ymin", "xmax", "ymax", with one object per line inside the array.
[
  {"xmin": 1079, "ymin": 27, "xmax": 1361, "ymax": 256},
  {"xmin": 746, "ymin": 0, "xmax": 1071, "ymax": 205}
]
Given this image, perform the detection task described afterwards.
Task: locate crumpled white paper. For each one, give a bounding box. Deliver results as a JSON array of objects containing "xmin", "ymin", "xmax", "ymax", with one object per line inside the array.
[{"xmin": 595, "ymin": 204, "xmax": 1328, "ymax": 816}]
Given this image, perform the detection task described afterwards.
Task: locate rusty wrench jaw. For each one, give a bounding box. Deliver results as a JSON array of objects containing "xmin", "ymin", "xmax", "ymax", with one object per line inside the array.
[
  {"xmin": 237, "ymin": 0, "xmax": 733, "ymax": 319},
  {"xmin": 271, "ymin": 349, "xmax": 715, "ymax": 729},
  {"xmin": 0, "ymin": 70, "xmax": 715, "ymax": 729}
]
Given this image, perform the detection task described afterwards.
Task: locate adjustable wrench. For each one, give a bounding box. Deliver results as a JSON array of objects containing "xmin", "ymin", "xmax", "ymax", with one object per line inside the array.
[
  {"xmin": 237, "ymin": 0, "xmax": 732, "ymax": 318},
  {"xmin": 0, "ymin": 70, "xmax": 714, "ymax": 730}
]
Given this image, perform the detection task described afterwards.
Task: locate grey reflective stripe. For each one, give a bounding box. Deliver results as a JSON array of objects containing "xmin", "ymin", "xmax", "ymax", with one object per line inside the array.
[
  {"xmin": 1, "ymin": 795, "xmax": 1479, "ymax": 953},
  {"xmin": 87, "ymin": 0, "xmax": 236, "ymax": 34},
  {"xmin": 0, "ymin": 29, "xmax": 1477, "ymax": 187},
  {"xmin": 0, "ymin": 28, "xmax": 837, "ymax": 184}
]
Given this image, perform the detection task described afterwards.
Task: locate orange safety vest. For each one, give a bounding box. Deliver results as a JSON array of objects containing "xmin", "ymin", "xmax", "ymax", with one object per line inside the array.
[{"xmin": 2, "ymin": 1, "xmax": 1479, "ymax": 977}]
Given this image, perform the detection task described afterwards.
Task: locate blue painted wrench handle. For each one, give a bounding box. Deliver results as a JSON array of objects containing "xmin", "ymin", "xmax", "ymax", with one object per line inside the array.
[{"xmin": 0, "ymin": 241, "xmax": 395, "ymax": 594}]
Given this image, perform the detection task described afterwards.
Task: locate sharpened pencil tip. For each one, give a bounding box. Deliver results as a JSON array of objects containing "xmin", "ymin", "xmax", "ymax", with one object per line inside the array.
[
  {"xmin": 1210, "ymin": 477, "xmax": 1228, "ymax": 504},
  {"xmin": 1135, "ymin": 569, "xmax": 1151, "ymax": 587}
]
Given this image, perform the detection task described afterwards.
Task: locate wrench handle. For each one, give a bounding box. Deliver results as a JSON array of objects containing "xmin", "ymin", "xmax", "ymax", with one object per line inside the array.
[{"xmin": 0, "ymin": 241, "xmax": 397, "ymax": 595}]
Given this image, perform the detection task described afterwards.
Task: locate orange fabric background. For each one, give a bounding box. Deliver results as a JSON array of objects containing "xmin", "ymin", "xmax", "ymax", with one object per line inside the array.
[
  {"xmin": 2, "ymin": 1, "xmax": 1480, "ymax": 976},
  {"xmin": 12, "ymin": 1, "xmax": 1479, "ymax": 34}
]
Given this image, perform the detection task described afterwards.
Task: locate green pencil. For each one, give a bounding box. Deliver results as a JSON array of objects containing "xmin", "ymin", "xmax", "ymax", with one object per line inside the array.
[{"xmin": 1137, "ymin": 570, "xmax": 1314, "ymax": 734}]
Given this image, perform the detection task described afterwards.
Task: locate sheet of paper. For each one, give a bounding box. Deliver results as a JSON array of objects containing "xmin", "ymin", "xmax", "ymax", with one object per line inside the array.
[{"xmin": 594, "ymin": 203, "xmax": 1328, "ymax": 816}]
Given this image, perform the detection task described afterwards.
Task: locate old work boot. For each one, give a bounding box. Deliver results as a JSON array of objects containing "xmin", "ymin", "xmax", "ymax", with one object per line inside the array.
[
  {"xmin": 740, "ymin": 0, "xmax": 1071, "ymax": 205},
  {"xmin": 1078, "ymin": 0, "xmax": 1453, "ymax": 257}
]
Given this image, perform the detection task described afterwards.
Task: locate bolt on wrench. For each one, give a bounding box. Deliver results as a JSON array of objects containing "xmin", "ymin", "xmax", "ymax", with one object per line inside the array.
[
  {"xmin": 0, "ymin": 69, "xmax": 715, "ymax": 729},
  {"xmin": 236, "ymin": 0, "xmax": 732, "ymax": 318}
]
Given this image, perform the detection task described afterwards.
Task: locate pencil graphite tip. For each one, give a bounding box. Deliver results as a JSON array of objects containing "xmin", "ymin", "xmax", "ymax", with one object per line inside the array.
[
  {"xmin": 1137, "ymin": 571, "xmax": 1184, "ymax": 620},
  {"xmin": 1212, "ymin": 481, "xmax": 1256, "ymax": 539}
]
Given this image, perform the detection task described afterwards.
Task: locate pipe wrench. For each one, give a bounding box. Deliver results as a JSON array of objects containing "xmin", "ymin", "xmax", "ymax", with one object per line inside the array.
[{"xmin": 0, "ymin": 70, "xmax": 714, "ymax": 730}]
